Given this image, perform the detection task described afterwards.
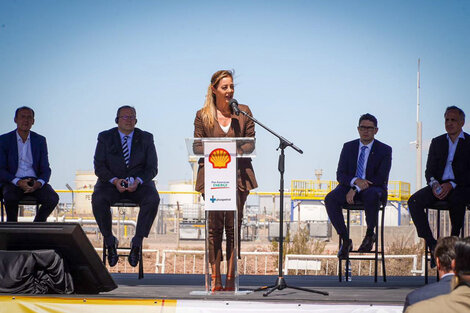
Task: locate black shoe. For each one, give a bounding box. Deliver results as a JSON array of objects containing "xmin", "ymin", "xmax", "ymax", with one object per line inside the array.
[
  {"xmin": 357, "ymin": 234, "xmax": 376, "ymax": 253},
  {"xmin": 337, "ymin": 238, "xmax": 353, "ymax": 259},
  {"xmin": 107, "ymin": 238, "xmax": 119, "ymax": 267},
  {"xmin": 128, "ymin": 245, "xmax": 140, "ymax": 267}
]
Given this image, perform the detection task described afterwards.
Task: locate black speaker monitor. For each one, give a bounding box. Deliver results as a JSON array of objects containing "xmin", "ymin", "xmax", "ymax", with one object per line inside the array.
[{"xmin": 0, "ymin": 222, "xmax": 117, "ymax": 294}]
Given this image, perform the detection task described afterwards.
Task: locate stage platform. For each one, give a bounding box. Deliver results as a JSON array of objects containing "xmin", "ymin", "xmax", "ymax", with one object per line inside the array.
[{"xmin": 0, "ymin": 274, "xmax": 435, "ymax": 312}]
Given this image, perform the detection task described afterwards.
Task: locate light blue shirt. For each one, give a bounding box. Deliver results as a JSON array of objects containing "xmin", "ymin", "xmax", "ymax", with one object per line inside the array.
[
  {"xmin": 351, "ymin": 140, "xmax": 374, "ymax": 192},
  {"xmin": 442, "ymin": 130, "xmax": 465, "ymax": 188},
  {"xmin": 12, "ymin": 131, "xmax": 45, "ymax": 187},
  {"xmin": 110, "ymin": 130, "xmax": 143, "ymax": 185}
]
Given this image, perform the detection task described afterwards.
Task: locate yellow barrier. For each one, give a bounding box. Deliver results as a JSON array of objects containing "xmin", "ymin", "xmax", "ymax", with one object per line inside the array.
[{"xmin": 291, "ymin": 180, "xmax": 410, "ymax": 202}]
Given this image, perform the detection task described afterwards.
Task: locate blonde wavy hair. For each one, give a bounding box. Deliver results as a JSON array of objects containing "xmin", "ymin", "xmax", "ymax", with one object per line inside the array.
[{"xmin": 200, "ymin": 70, "xmax": 234, "ymax": 128}]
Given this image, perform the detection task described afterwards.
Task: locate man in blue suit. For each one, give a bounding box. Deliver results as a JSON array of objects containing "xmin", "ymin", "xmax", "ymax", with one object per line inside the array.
[
  {"xmin": 92, "ymin": 105, "xmax": 160, "ymax": 267},
  {"xmin": 325, "ymin": 113, "xmax": 392, "ymax": 259},
  {"xmin": 0, "ymin": 106, "xmax": 59, "ymax": 222},
  {"xmin": 403, "ymin": 236, "xmax": 457, "ymax": 312}
]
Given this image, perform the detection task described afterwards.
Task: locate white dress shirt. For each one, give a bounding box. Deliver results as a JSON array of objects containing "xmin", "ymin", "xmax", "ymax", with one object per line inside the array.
[
  {"xmin": 12, "ymin": 131, "xmax": 45, "ymax": 187},
  {"xmin": 442, "ymin": 130, "xmax": 465, "ymax": 188},
  {"xmin": 351, "ymin": 139, "xmax": 374, "ymax": 192}
]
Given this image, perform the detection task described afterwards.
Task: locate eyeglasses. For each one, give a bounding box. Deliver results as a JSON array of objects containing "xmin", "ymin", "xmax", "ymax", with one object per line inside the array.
[
  {"xmin": 358, "ymin": 126, "xmax": 376, "ymax": 131},
  {"xmin": 119, "ymin": 115, "xmax": 136, "ymax": 121}
]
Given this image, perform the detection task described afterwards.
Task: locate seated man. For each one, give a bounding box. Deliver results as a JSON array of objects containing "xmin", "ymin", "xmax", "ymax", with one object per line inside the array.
[
  {"xmin": 403, "ymin": 236, "xmax": 457, "ymax": 312},
  {"xmin": 406, "ymin": 237, "xmax": 470, "ymax": 313},
  {"xmin": 92, "ymin": 105, "xmax": 160, "ymax": 267},
  {"xmin": 325, "ymin": 113, "xmax": 392, "ymax": 259},
  {"xmin": 0, "ymin": 106, "xmax": 59, "ymax": 222},
  {"xmin": 408, "ymin": 106, "xmax": 470, "ymax": 264}
]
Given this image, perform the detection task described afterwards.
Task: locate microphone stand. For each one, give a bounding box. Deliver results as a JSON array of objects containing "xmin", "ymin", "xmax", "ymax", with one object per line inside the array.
[{"xmin": 235, "ymin": 108, "xmax": 328, "ymax": 297}]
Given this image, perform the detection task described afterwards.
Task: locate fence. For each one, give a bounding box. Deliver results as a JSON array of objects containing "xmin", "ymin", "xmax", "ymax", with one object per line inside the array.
[{"xmin": 96, "ymin": 248, "xmax": 424, "ymax": 277}]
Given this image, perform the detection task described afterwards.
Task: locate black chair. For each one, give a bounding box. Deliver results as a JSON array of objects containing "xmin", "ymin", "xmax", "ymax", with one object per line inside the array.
[
  {"xmin": 102, "ymin": 199, "xmax": 144, "ymax": 279},
  {"xmin": 338, "ymin": 201, "xmax": 386, "ymax": 283},
  {"xmin": 424, "ymin": 200, "xmax": 466, "ymax": 284},
  {"xmin": 1, "ymin": 193, "xmax": 39, "ymax": 222}
]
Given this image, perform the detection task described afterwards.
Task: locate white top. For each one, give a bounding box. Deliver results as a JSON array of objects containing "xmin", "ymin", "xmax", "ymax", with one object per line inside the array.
[
  {"xmin": 13, "ymin": 131, "xmax": 45, "ymax": 187},
  {"xmin": 220, "ymin": 123, "xmax": 230, "ymax": 134}
]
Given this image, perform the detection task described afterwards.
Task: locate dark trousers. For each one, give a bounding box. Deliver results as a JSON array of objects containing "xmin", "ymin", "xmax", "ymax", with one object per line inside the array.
[
  {"xmin": 208, "ymin": 190, "xmax": 249, "ymax": 264},
  {"xmin": 2, "ymin": 183, "xmax": 59, "ymax": 222},
  {"xmin": 325, "ymin": 184, "xmax": 384, "ymax": 239},
  {"xmin": 92, "ymin": 183, "xmax": 160, "ymax": 245},
  {"xmin": 408, "ymin": 185, "xmax": 470, "ymax": 242}
]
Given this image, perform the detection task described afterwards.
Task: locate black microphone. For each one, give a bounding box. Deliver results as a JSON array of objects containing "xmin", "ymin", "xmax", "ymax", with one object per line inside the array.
[{"xmin": 230, "ymin": 98, "xmax": 240, "ymax": 116}]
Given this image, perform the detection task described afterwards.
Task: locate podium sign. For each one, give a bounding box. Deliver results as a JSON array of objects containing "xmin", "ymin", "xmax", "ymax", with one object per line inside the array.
[{"xmin": 204, "ymin": 141, "xmax": 237, "ymax": 211}]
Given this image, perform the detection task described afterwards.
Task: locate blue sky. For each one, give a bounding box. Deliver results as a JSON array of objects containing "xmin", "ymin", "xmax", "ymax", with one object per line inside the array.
[{"xmin": 1, "ymin": 0, "xmax": 469, "ymax": 198}]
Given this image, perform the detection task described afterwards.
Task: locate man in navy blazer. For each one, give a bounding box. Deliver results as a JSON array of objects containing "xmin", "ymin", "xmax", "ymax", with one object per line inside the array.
[
  {"xmin": 325, "ymin": 113, "xmax": 392, "ymax": 259},
  {"xmin": 403, "ymin": 236, "xmax": 457, "ymax": 312},
  {"xmin": 0, "ymin": 106, "xmax": 59, "ymax": 222},
  {"xmin": 92, "ymin": 105, "xmax": 160, "ymax": 267},
  {"xmin": 408, "ymin": 106, "xmax": 470, "ymax": 262}
]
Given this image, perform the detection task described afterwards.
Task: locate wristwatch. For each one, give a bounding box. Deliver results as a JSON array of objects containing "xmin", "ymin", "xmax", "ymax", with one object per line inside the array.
[{"xmin": 351, "ymin": 185, "xmax": 358, "ymax": 192}]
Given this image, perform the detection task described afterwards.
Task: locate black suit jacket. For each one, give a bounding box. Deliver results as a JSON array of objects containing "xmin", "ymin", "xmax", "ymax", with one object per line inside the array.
[
  {"xmin": 403, "ymin": 274, "xmax": 453, "ymax": 312},
  {"xmin": 336, "ymin": 139, "xmax": 392, "ymax": 192},
  {"xmin": 425, "ymin": 132, "xmax": 470, "ymax": 187},
  {"xmin": 0, "ymin": 130, "xmax": 52, "ymax": 188},
  {"xmin": 93, "ymin": 127, "xmax": 158, "ymax": 189}
]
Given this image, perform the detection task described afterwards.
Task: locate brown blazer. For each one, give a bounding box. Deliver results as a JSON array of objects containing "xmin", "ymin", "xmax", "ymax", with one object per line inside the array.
[
  {"xmin": 405, "ymin": 285, "xmax": 470, "ymax": 313},
  {"xmin": 193, "ymin": 104, "xmax": 258, "ymax": 194}
]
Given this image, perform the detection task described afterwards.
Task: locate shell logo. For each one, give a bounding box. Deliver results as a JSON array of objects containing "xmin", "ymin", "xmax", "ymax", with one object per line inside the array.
[{"xmin": 209, "ymin": 148, "xmax": 231, "ymax": 168}]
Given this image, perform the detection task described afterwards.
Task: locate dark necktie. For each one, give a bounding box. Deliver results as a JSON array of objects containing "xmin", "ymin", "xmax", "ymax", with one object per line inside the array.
[
  {"xmin": 356, "ymin": 146, "xmax": 367, "ymax": 178},
  {"xmin": 122, "ymin": 136, "xmax": 130, "ymax": 167}
]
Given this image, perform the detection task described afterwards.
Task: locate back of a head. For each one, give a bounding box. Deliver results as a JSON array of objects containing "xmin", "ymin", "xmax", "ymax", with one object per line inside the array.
[
  {"xmin": 434, "ymin": 236, "xmax": 458, "ymax": 272},
  {"xmin": 454, "ymin": 237, "xmax": 470, "ymax": 278}
]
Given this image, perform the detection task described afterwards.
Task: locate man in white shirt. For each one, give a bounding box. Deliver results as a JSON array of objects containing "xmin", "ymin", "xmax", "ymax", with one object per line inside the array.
[
  {"xmin": 408, "ymin": 106, "xmax": 470, "ymax": 265},
  {"xmin": 0, "ymin": 106, "xmax": 59, "ymax": 222}
]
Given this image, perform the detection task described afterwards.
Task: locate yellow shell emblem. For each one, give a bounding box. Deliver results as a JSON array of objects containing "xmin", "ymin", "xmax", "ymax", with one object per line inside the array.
[{"xmin": 209, "ymin": 148, "xmax": 231, "ymax": 168}]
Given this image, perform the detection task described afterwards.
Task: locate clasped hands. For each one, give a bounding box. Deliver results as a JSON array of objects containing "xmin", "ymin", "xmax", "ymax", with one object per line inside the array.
[
  {"xmin": 432, "ymin": 182, "xmax": 453, "ymax": 200},
  {"xmin": 346, "ymin": 178, "xmax": 373, "ymax": 204},
  {"xmin": 17, "ymin": 178, "xmax": 42, "ymax": 193},
  {"xmin": 114, "ymin": 178, "xmax": 139, "ymax": 193}
]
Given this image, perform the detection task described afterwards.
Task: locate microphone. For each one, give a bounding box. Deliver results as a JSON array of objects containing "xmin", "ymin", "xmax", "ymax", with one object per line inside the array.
[{"xmin": 230, "ymin": 98, "xmax": 240, "ymax": 116}]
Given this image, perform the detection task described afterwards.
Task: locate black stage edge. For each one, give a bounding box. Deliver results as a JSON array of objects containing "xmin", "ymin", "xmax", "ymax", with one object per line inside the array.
[{"xmin": 0, "ymin": 222, "xmax": 117, "ymax": 294}]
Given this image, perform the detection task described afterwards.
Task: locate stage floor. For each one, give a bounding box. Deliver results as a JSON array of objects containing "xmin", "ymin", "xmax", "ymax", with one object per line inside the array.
[
  {"xmin": 1, "ymin": 274, "xmax": 436, "ymax": 313},
  {"xmin": 105, "ymin": 273, "xmax": 430, "ymax": 304}
]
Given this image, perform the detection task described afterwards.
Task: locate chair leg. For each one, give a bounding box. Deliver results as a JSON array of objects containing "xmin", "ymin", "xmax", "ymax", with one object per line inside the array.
[
  {"xmin": 374, "ymin": 210, "xmax": 378, "ymax": 283},
  {"xmin": 338, "ymin": 241, "xmax": 342, "ymax": 282},
  {"xmin": 381, "ymin": 207, "xmax": 386, "ymax": 282},
  {"xmin": 424, "ymin": 208, "xmax": 429, "ymax": 284},
  {"xmin": 138, "ymin": 245, "xmax": 144, "ymax": 279}
]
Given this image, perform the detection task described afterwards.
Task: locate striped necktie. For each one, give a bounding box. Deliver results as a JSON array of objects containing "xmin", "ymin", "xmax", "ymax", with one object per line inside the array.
[
  {"xmin": 122, "ymin": 136, "xmax": 130, "ymax": 167},
  {"xmin": 356, "ymin": 146, "xmax": 367, "ymax": 178}
]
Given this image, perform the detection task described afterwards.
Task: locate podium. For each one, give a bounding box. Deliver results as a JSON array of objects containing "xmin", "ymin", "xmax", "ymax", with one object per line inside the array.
[{"xmin": 186, "ymin": 137, "xmax": 255, "ymax": 294}]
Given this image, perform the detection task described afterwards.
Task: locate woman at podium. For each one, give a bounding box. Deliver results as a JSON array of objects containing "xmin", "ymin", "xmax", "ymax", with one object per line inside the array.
[{"xmin": 193, "ymin": 70, "xmax": 257, "ymax": 291}]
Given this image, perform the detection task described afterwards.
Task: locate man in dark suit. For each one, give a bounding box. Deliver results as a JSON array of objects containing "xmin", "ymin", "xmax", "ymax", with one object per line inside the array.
[
  {"xmin": 0, "ymin": 106, "xmax": 59, "ymax": 222},
  {"xmin": 408, "ymin": 106, "xmax": 470, "ymax": 261},
  {"xmin": 92, "ymin": 105, "xmax": 160, "ymax": 267},
  {"xmin": 403, "ymin": 236, "xmax": 457, "ymax": 312},
  {"xmin": 325, "ymin": 113, "xmax": 392, "ymax": 259}
]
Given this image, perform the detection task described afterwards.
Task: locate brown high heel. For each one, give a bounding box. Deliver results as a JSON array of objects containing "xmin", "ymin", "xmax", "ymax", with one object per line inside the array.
[
  {"xmin": 211, "ymin": 275, "xmax": 223, "ymax": 292},
  {"xmin": 224, "ymin": 275, "xmax": 235, "ymax": 291}
]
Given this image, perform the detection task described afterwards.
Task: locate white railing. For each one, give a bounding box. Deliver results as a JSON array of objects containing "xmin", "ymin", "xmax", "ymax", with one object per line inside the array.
[
  {"xmin": 160, "ymin": 249, "xmax": 278, "ymax": 274},
  {"xmin": 94, "ymin": 248, "xmax": 421, "ymax": 276},
  {"xmin": 284, "ymin": 254, "xmax": 420, "ymax": 276}
]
